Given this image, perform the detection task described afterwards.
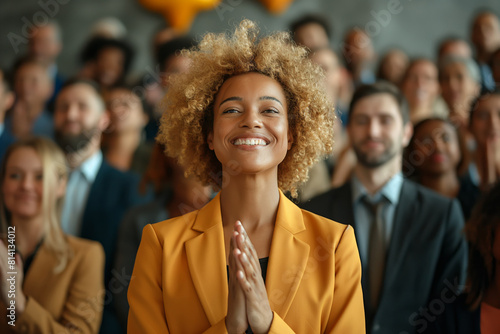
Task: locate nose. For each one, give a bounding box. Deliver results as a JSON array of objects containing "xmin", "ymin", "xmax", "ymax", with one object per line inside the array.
[
  {"xmin": 367, "ymin": 119, "xmax": 382, "ymax": 137},
  {"xmin": 432, "ymin": 137, "xmax": 445, "ymax": 152},
  {"xmin": 21, "ymin": 174, "xmax": 35, "ymax": 190},
  {"xmin": 239, "ymin": 109, "xmax": 262, "ymax": 129},
  {"xmin": 65, "ymin": 104, "xmax": 80, "ymax": 121}
]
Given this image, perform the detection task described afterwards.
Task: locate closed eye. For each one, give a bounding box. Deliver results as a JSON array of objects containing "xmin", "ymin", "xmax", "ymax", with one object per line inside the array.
[
  {"xmin": 263, "ymin": 108, "xmax": 279, "ymax": 114},
  {"xmin": 222, "ymin": 108, "xmax": 240, "ymax": 114}
]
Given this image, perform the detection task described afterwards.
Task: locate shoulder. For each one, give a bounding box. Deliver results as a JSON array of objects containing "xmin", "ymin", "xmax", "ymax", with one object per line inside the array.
[
  {"xmin": 404, "ymin": 179, "xmax": 457, "ymax": 207},
  {"xmin": 297, "ymin": 203, "xmax": 355, "ymax": 250},
  {"xmin": 143, "ymin": 209, "xmax": 200, "ymax": 245},
  {"xmin": 97, "ymin": 160, "xmax": 140, "ymax": 183},
  {"xmin": 301, "ymin": 183, "xmax": 349, "ymax": 211}
]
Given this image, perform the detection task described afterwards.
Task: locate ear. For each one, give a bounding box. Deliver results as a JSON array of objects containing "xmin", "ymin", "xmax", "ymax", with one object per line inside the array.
[
  {"xmin": 402, "ymin": 121, "xmax": 414, "ymax": 148},
  {"xmin": 207, "ymin": 131, "xmax": 214, "ymax": 150},
  {"xmin": 98, "ymin": 110, "xmax": 110, "ymax": 132},
  {"xmin": 287, "ymin": 129, "xmax": 294, "ymax": 150},
  {"xmin": 3, "ymin": 91, "xmax": 14, "ymax": 111}
]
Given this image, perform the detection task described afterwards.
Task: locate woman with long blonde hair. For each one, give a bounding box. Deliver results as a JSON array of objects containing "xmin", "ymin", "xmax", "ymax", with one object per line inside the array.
[{"xmin": 0, "ymin": 137, "xmax": 105, "ymax": 333}]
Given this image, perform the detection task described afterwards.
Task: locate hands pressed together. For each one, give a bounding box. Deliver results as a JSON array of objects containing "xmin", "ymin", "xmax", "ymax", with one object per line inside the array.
[{"xmin": 225, "ymin": 221, "xmax": 273, "ymax": 334}]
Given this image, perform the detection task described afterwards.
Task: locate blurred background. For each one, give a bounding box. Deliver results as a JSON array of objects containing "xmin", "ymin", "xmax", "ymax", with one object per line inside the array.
[{"xmin": 1, "ymin": 0, "xmax": 499, "ymax": 78}]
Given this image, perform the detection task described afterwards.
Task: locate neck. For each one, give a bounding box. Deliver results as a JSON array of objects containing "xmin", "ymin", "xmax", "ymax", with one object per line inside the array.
[
  {"xmin": 410, "ymin": 104, "xmax": 433, "ymax": 124},
  {"xmin": 11, "ymin": 215, "xmax": 44, "ymax": 258},
  {"xmin": 419, "ymin": 171, "xmax": 459, "ymax": 198},
  {"xmin": 219, "ymin": 171, "xmax": 280, "ymax": 231},
  {"xmin": 66, "ymin": 138, "xmax": 100, "ymax": 169},
  {"xmin": 473, "ymin": 146, "xmax": 499, "ymax": 188},
  {"xmin": 353, "ymin": 158, "xmax": 401, "ymax": 195},
  {"xmin": 103, "ymin": 131, "xmax": 142, "ymax": 152},
  {"xmin": 23, "ymin": 101, "xmax": 45, "ymax": 121},
  {"xmin": 476, "ymin": 49, "xmax": 491, "ymax": 64}
]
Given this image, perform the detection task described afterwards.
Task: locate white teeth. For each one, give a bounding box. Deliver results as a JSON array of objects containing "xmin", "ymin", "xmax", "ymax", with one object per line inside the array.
[{"xmin": 234, "ymin": 138, "xmax": 267, "ymax": 146}]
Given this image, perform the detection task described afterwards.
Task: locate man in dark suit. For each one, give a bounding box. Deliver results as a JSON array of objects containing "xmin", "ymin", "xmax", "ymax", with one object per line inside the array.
[
  {"xmin": 303, "ymin": 82, "xmax": 468, "ymax": 334},
  {"xmin": 53, "ymin": 79, "xmax": 151, "ymax": 334}
]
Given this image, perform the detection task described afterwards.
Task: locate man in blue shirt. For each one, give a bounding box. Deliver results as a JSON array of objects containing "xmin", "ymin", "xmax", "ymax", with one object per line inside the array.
[{"xmin": 54, "ymin": 79, "xmax": 151, "ymax": 334}]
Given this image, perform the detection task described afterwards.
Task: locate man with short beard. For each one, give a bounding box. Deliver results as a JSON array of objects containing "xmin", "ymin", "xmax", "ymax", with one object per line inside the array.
[
  {"xmin": 302, "ymin": 82, "xmax": 467, "ymax": 334},
  {"xmin": 54, "ymin": 79, "xmax": 151, "ymax": 334}
]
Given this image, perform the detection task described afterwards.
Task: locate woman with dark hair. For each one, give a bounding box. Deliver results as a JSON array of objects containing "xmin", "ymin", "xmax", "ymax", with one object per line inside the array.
[
  {"xmin": 461, "ymin": 90, "xmax": 500, "ymax": 213},
  {"xmin": 426, "ymin": 181, "xmax": 500, "ymax": 334},
  {"xmin": 79, "ymin": 36, "xmax": 134, "ymax": 93},
  {"xmin": 127, "ymin": 20, "xmax": 364, "ymax": 333},
  {"xmin": 405, "ymin": 117, "xmax": 475, "ymax": 218}
]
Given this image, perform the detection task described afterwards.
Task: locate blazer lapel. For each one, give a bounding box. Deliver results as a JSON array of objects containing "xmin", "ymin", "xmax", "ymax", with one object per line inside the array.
[
  {"xmin": 185, "ymin": 193, "xmax": 228, "ymax": 326},
  {"xmin": 266, "ymin": 191, "xmax": 310, "ymax": 319},
  {"xmin": 23, "ymin": 242, "xmax": 55, "ymax": 295}
]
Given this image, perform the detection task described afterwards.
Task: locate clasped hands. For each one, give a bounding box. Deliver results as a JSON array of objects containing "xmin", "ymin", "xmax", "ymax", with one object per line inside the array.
[{"xmin": 225, "ymin": 221, "xmax": 273, "ymax": 334}]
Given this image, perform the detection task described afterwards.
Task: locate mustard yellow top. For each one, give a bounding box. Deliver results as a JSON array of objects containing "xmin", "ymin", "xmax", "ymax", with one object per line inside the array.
[{"xmin": 128, "ymin": 190, "xmax": 365, "ymax": 333}]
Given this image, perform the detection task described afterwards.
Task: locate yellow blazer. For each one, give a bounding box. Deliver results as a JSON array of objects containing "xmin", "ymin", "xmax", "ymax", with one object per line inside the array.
[
  {"xmin": 128, "ymin": 191, "xmax": 365, "ymax": 333},
  {"xmin": 0, "ymin": 236, "xmax": 105, "ymax": 334}
]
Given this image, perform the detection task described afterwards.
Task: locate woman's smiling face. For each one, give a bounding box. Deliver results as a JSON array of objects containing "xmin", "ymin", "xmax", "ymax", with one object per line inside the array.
[{"xmin": 208, "ymin": 72, "xmax": 293, "ymax": 176}]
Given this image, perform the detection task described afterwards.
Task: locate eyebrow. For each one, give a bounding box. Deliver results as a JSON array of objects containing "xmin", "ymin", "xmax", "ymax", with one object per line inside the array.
[
  {"xmin": 219, "ymin": 95, "xmax": 283, "ymax": 107},
  {"xmin": 260, "ymin": 96, "xmax": 283, "ymax": 106}
]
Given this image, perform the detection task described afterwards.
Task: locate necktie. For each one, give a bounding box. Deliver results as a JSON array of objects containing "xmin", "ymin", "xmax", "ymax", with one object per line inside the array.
[{"xmin": 363, "ymin": 197, "xmax": 387, "ymax": 311}]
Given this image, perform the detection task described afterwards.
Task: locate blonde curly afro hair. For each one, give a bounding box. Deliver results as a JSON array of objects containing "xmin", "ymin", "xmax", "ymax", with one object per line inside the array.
[{"xmin": 157, "ymin": 19, "xmax": 334, "ymax": 197}]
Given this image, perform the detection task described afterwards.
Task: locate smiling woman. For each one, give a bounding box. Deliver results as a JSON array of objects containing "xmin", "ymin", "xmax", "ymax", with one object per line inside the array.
[
  {"xmin": 127, "ymin": 19, "xmax": 365, "ymax": 333},
  {"xmin": 0, "ymin": 137, "xmax": 104, "ymax": 333}
]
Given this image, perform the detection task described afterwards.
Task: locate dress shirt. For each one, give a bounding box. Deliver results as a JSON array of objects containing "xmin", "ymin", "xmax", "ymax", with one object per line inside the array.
[
  {"xmin": 351, "ymin": 172, "xmax": 404, "ymax": 266},
  {"xmin": 61, "ymin": 150, "xmax": 103, "ymax": 236}
]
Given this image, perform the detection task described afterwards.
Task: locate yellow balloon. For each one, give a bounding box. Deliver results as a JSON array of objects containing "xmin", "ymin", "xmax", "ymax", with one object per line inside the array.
[
  {"xmin": 139, "ymin": 0, "xmax": 221, "ymax": 31},
  {"xmin": 259, "ymin": 0, "xmax": 294, "ymax": 14}
]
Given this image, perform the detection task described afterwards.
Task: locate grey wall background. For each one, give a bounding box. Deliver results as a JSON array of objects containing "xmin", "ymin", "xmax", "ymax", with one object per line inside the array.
[{"xmin": 1, "ymin": 0, "xmax": 500, "ymax": 79}]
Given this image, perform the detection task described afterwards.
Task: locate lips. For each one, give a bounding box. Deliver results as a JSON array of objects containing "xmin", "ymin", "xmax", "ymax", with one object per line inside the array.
[
  {"xmin": 231, "ymin": 134, "xmax": 270, "ymax": 146},
  {"xmin": 430, "ymin": 153, "xmax": 446, "ymax": 163},
  {"xmin": 233, "ymin": 138, "xmax": 268, "ymax": 146}
]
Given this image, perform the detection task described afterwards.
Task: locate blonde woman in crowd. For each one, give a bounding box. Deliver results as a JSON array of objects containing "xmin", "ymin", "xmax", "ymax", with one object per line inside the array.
[{"xmin": 0, "ymin": 137, "xmax": 104, "ymax": 333}]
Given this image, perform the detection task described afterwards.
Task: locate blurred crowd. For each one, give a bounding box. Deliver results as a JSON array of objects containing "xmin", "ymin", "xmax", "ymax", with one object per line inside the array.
[{"xmin": 0, "ymin": 9, "xmax": 500, "ymax": 334}]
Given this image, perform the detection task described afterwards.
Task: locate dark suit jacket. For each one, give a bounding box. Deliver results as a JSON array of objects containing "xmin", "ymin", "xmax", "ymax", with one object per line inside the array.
[
  {"xmin": 302, "ymin": 179, "xmax": 468, "ymax": 334},
  {"xmin": 113, "ymin": 195, "xmax": 169, "ymax": 330},
  {"xmin": 80, "ymin": 160, "xmax": 152, "ymax": 334},
  {"xmin": 423, "ymin": 293, "xmax": 480, "ymax": 334}
]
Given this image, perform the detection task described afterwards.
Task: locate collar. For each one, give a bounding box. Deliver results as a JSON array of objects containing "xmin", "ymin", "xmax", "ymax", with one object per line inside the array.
[
  {"xmin": 351, "ymin": 172, "xmax": 404, "ymax": 205},
  {"xmin": 192, "ymin": 189, "xmax": 305, "ymax": 234},
  {"xmin": 75, "ymin": 150, "xmax": 103, "ymax": 183}
]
